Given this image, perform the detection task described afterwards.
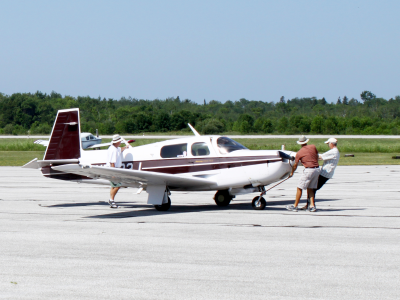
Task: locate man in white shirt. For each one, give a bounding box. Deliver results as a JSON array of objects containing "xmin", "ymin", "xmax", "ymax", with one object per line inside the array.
[
  {"xmin": 301, "ymin": 137, "xmax": 340, "ymax": 211},
  {"xmin": 106, "ymin": 134, "xmax": 129, "ymax": 208}
]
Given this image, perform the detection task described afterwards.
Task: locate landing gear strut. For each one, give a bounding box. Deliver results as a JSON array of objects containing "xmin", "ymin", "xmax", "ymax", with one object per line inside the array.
[
  {"xmin": 214, "ymin": 190, "xmax": 233, "ymax": 207},
  {"xmin": 250, "ymin": 177, "xmax": 291, "ymax": 210}
]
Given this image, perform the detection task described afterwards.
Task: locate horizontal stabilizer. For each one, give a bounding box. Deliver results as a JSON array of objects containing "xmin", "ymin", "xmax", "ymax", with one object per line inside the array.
[
  {"xmin": 34, "ymin": 140, "xmax": 49, "ymax": 147},
  {"xmin": 22, "ymin": 158, "xmax": 79, "ymax": 169},
  {"xmin": 51, "ymin": 164, "xmax": 216, "ymax": 188}
]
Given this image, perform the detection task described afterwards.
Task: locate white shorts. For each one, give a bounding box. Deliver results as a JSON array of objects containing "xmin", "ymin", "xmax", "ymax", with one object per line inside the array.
[{"xmin": 298, "ymin": 168, "xmax": 320, "ymax": 190}]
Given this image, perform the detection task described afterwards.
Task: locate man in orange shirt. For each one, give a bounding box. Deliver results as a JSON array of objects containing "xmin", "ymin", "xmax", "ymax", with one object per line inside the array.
[{"xmin": 287, "ymin": 135, "xmax": 320, "ymax": 212}]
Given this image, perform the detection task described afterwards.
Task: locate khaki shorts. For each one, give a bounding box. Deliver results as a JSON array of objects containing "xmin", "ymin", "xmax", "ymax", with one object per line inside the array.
[
  {"xmin": 298, "ymin": 168, "xmax": 320, "ymax": 190},
  {"xmin": 110, "ymin": 181, "xmax": 122, "ymax": 188}
]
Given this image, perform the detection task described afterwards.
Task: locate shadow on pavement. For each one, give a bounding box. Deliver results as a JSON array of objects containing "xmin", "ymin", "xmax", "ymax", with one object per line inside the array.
[{"xmin": 44, "ymin": 198, "xmax": 352, "ymax": 219}]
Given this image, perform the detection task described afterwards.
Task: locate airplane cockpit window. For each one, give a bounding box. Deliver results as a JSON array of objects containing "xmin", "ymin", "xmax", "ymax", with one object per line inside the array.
[
  {"xmin": 161, "ymin": 143, "xmax": 188, "ymax": 158},
  {"xmin": 217, "ymin": 137, "xmax": 248, "ymax": 154},
  {"xmin": 191, "ymin": 142, "xmax": 210, "ymax": 156}
]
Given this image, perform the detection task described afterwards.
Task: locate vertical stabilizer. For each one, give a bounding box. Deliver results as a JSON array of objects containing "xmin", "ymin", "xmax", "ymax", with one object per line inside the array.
[{"xmin": 44, "ymin": 108, "xmax": 81, "ymax": 160}]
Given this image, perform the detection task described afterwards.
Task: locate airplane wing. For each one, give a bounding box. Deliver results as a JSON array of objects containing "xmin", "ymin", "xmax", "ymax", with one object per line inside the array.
[
  {"xmin": 86, "ymin": 142, "xmax": 111, "ymax": 149},
  {"xmin": 51, "ymin": 164, "xmax": 217, "ymax": 189},
  {"xmin": 86, "ymin": 139, "xmax": 134, "ymax": 149},
  {"xmin": 34, "ymin": 140, "xmax": 49, "ymax": 147}
]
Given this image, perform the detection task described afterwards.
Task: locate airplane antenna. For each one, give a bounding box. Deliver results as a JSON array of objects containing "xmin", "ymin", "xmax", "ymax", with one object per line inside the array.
[{"xmin": 188, "ymin": 123, "xmax": 200, "ymax": 136}]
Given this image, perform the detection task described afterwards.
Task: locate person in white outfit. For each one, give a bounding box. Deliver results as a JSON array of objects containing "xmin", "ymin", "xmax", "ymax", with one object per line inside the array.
[
  {"xmin": 301, "ymin": 137, "xmax": 340, "ymax": 210},
  {"xmin": 106, "ymin": 134, "xmax": 129, "ymax": 208}
]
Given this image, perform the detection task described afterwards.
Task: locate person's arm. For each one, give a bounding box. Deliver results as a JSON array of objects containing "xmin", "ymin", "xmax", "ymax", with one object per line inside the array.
[
  {"xmin": 289, "ymin": 161, "xmax": 298, "ymax": 177},
  {"xmin": 320, "ymin": 149, "xmax": 336, "ymax": 161}
]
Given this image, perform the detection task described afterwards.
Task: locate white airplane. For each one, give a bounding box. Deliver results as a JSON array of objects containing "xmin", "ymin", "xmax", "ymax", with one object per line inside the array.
[
  {"xmin": 34, "ymin": 132, "xmax": 104, "ymax": 149},
  {"xmin": 23, "ymin": 108, "xmax": 296, "ymax": 211}
]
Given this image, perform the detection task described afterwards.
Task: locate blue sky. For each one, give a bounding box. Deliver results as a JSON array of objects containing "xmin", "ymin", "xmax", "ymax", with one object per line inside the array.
[{"xmin": 1, "ymin": 0, "xmax": 399, "ymax": 103}]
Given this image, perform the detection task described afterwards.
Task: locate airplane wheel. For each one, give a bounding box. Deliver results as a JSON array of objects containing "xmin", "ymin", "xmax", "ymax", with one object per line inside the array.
[
  {"xmin": 154, "ymin": 197, "xmax": 171, "ymax": 211},
  {"xmin": 214, "ymin": 190, "xmax": 232, "ymax": 207},
  {"xmin": 252, "ymin": 197, "xmax": 266, "ymax": 210}
]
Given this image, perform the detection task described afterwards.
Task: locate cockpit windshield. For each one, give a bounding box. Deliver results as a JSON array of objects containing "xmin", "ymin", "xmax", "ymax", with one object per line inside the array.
[{"xmin": 217, "ymin": 137, "xmax": 248, "ymax": 154}]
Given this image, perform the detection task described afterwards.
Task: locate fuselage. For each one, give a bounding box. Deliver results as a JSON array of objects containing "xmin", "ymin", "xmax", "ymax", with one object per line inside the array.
[{"xmin": 77, "ymin": 136, "xmax": 295, "ymax": 192}]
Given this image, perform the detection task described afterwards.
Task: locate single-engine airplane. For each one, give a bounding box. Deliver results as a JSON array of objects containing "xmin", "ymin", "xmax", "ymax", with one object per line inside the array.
[
  {"xmin": 23, "ymin": 108, "xmax": 295, "ymax": 211},
  {"xmin": 35, "ymin": 132, "xmax": 103, "ymax": 149}
]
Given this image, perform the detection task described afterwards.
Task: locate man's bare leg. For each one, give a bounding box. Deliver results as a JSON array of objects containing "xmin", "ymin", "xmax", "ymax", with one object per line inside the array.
[
  {"xmin": 110, "ymin": 187, "xmax": 120, "ymax": 201},
  {"xmin": 301, "ymin": 190, "xmax": 311, "ymax": 210},
  {"xmin": 307, "ymin": 188, "xmax": 315, "ymax": 207},
  {"xmin": 293, "ymin": 187, "xmax": 303, "ymax": 207}
]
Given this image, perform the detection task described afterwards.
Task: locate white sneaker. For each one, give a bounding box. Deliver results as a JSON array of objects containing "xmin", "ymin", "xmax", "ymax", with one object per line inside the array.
[
  {"xmin": 286, "ymin": 205, "xmax": 298, "ymax": 212},
  {"xmin": 108, "ymin": 199, "xmax": 118, "ymax": 208}
]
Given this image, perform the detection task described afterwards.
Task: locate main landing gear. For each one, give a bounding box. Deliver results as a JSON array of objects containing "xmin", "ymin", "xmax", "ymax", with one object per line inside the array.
[
  {"xmin": 214, "ymin": 190, "xmax": 233, "ymax": 207},
  {"xmin": 154, "ymin": 197, "xmax": 171, "ymax": 211}
]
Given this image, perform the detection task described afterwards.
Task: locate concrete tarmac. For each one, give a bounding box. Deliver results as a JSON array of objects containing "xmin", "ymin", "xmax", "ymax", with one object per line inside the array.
[{"xmin": 1, "ymin": 166, "xmax": 399, "ymax": 299}]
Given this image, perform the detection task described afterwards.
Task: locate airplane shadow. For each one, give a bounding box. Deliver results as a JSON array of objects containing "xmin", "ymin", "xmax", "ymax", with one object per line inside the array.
[
  {"xmin": 44, "ymin": 198, "xmax": 360, "ymax": 219},
  {"xmin": 48, "ymin": 202, "xmax": 150, "ymax": 209},
  {"xmin": 266, "ymin": 198, "xmax": 340, "ymax": 207},
  {"xmin": 85, "ymin": 202, "xmax": 254, "ymax": 219},
  {"xmin": 48, "ymin": 202, "xmax": 111, "ymax": 208}
]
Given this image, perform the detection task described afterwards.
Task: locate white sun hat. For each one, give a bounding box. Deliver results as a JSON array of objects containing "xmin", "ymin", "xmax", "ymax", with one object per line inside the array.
[
  {"xmin": 296, "ymin": 135, "xmax": 309, "ymax": 145},
  {"xmin": 112, "ymin": 134, "xmax": 123, "ymax": 144},
  {"xmin": 324, "ymin": 137, "xmax": 337, "ymax": 144}
]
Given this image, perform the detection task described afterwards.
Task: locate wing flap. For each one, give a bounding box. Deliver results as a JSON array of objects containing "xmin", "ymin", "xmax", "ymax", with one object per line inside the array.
[{"xmin": 51, "ymin": 164, "xmax": 216, "ymax": 188}]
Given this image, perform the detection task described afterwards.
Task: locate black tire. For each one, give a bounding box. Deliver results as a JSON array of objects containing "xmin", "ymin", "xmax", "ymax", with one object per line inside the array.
[
  {"xmin": 214, "ymin": 190, "xmax": 232, "ymax": 207},
  {"xmin": 154, "ymin": 197, "xmax": 171, "ymax": 211},
  {"xmin": 252, "ymin": 196, "xmax": 266, "ymax": 210}
]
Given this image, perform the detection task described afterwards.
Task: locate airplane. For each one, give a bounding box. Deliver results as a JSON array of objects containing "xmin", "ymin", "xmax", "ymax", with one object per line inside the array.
[
  {"xmin": 34, "ymin": 132, "xmax": 104, "ymax": 149},
  {"xmin": 23, "ymin": 108, "xmax": 296, "ymax": 211}
]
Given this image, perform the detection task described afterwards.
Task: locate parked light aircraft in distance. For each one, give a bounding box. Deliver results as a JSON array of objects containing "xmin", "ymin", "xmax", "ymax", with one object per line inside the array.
[
  {"xmin": 35, "ymin": 132, "xmax": 104, "ymax": 149},
  {"xmin": 23, "ymin": 108, "xmax": 296, "ymax": 211}
]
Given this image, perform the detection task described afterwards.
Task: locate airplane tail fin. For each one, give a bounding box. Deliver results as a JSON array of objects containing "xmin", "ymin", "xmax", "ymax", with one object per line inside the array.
[{"xmin": 43, "ymin": 108, "xmax": 82, "ymax": 160}]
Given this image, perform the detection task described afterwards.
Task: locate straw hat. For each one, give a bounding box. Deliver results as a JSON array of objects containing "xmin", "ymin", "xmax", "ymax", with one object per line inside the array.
[
  {"xmin": 112, "ymin": 134, "xmax": 123, "ymax": 144},
  {"xmin": 296, "ymin": 135, "xmax": 309, "ymax": 145}
]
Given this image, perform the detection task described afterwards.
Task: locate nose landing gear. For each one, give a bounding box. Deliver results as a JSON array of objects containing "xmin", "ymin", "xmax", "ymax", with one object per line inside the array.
[
  {"xmin": 252, "ymin": 196, "xmax": 266, "ymax": 210},
  {"xmin": 251, "ymin": 177, "xmax": 291, "ymax": 210}
]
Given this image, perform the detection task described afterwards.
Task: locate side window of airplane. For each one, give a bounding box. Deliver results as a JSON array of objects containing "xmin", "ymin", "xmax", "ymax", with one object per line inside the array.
[
  {"xmin": 160, "ymin": 143, "xmax": 188, "ymax": 158},
  {"xmin": 191, "ymin": 142, "xmax": 210, "ymax": 156}
]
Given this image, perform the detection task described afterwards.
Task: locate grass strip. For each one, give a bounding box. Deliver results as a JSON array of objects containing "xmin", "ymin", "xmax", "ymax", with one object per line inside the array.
[
  {"xmin": 1, "ymin": 151, "xmax": 400, "ymax": 166},
  {"xmin": 1, "ymin": 137, "xmax": 400, "ymax": 153},
  {"xmin": 0, "ymin": 151, "xmax": 45, "ymax": 166}
]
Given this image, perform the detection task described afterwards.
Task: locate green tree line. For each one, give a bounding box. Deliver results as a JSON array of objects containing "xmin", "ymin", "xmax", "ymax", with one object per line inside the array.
[{"xmin": 1, "ymin": 90, "xmax": 400, "ymax": 135}]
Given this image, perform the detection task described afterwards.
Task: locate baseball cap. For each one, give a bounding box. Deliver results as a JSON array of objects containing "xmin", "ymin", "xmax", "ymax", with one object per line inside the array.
[{"xmin": 324, "ymin": 138, "xmax": 337, "ymax": 144}]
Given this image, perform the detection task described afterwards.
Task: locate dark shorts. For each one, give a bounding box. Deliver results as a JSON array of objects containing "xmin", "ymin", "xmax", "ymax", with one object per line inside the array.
[{"xmin": 317, "ymin": 175, "xmax": 329, "ymax": 190}]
